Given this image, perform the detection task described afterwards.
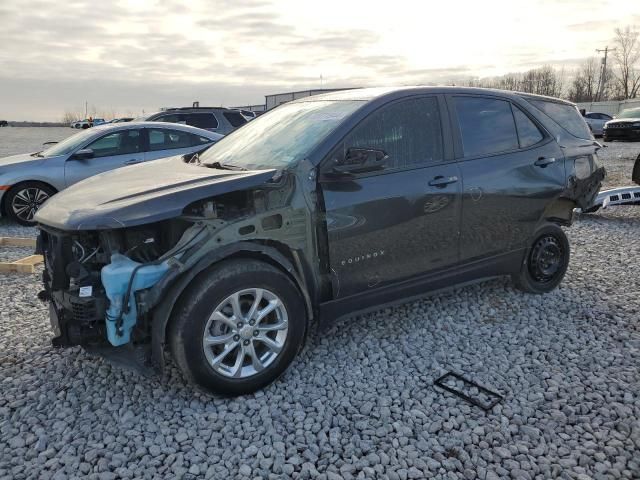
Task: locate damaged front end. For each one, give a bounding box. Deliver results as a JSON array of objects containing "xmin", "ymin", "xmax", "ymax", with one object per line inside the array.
[
  {"xmin": 39, "ymin": 220, "xmax": 202, "ymax": 365},
  {"xmin": 35, "ymin": 156, "xmax": 313, "ymax": 373}
]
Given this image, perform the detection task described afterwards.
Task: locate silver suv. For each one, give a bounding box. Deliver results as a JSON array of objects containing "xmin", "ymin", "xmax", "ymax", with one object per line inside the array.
[{"xmin": 142, "ymin": 107, "xmax": 247, "ymax": 135}]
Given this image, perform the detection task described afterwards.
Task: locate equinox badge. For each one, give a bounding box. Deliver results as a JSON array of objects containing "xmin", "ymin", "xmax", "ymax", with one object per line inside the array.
[{"xmin": 340, "ymin": 250, "xmax": 385, "ymax": 266}]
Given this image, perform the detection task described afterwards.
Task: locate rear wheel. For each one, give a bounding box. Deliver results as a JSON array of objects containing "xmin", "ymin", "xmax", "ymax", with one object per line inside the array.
[
  {"xmin": 169, "ymin": 259, "xmax": 307, "ymax": 395},
  {"xmin": 513, "ymin": 224, "xmax": 570, "ymax": 294},
  {"xmin": 5, "ymin": 181, "xmax": 56, "ymax": 226}
]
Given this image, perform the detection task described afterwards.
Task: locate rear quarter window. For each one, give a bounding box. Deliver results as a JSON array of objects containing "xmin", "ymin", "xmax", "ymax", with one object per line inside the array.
[
  {"xmin": 529, "ymin": 99, "xmax": 592, "ymax": 139},
  {"xmin": 223, "ymin": 111, "xmax": 248, "ymax": 128},
  {"xmin": 186, "ymin": 113, "xmax": 219, "ymax": 129}
]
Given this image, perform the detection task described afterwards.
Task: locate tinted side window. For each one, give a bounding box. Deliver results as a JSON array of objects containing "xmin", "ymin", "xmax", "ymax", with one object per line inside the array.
[
  {"xmin": 156, "ymin": 114, "xmax": 186, "ymax": 124},
  {"xmin": 223, "ymin": 111, "xmax": 248, "ymax": 128},
  {"xmin": 513, "ymin": 107, "xmax": 544, "ymax": 148},
  {"xmin": 186, "ymin": 113, "xmax": 219, "ymax": 129},
  {"xmin": 343, "ymin": 97, "xmax": 443, "ymax": 169},
  {"xmin": 86, "ymin": 130, "xmax": 142, "ymax": 158},
  {"xmin": 148, "ymin": 129, "xmax": 194, "ymax": 151},
  {"xmin": 529, "ymin": 99, "xmax": 592, "ymax": 139},
  {"xmin": 455, "ymin": 97, "xmax": 518, "ymax": 157}
]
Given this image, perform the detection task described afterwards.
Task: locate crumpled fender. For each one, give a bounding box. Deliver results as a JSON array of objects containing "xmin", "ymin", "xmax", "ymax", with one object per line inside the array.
[{"xmin": 566, "ymin": 166, "xmax": 606, "ymax": 210}]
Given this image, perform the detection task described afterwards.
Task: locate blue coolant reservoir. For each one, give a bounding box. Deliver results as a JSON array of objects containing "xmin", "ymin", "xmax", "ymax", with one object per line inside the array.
[{"xmin": 101, "ymin": 253, "xmax": 171, "ymax": 346}]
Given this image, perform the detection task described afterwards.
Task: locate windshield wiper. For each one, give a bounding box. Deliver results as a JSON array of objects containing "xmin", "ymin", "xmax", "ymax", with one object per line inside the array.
[
  {"xmin": 202, "ymin": 161, "xmax": 247, "ymax": 171},
  {"xmin": 31, "ymin": 151, "xmax": 44, "ymax": 158}
]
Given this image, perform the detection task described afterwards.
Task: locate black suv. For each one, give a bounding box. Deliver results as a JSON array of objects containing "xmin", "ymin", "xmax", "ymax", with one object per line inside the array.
[
  {"xmin": 35, "ymin": 87, "xmax": 604, "ymax": 395},
  {"xmin": 143, "ymin": 107, "xmax": 247, "ymax": 135}
]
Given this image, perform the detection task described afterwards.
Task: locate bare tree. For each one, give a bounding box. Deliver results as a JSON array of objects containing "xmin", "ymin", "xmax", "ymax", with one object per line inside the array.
[
  {"xmin": 568, "ymin": 57, "xmax": 600, "ymax": 102},
  {"xmin": 612, "ymin": 26, "xmax": 640, "ymax": 99}
]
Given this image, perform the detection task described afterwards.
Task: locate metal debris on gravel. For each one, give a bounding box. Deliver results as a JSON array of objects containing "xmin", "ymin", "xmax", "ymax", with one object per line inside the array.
[{"xmin": 1, "ymin": 144, "xmax": 639, "ymax": 480}]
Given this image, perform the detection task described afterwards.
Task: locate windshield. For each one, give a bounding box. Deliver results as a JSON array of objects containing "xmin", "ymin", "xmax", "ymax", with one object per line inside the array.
[
  {"xmin": 41, "ymin": 128, "xmax": 97, "ymax": 157},
  {"xmin": 200, "ymin": 100, "xmax": 364, "ymax": 170},
  {"xmin": 617, "ymin": 108, "xmax": 640, "ymax": 119}
]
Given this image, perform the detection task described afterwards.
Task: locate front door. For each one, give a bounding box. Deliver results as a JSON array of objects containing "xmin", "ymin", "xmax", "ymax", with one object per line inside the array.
[
  {"xmin": 448, "ymin": 95, "xmax": 566, "ymax": 262},
  {"xmin": 320, "ymin": 96, "xmax": 462, "ymax": 298},
  {"xmin": 64, "ymin": 128, "xmax": 144, "ymax": 186}
]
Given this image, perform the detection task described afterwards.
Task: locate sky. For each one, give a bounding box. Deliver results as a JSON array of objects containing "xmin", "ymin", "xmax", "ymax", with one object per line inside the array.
[{"xmin": 0, "ymin": 0, "xmax": 639, "ymax": 121}]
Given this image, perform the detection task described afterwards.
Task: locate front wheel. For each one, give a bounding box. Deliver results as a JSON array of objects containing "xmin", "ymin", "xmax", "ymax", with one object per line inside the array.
[
  {"xmin": 5, "ymin": 182, "xmax": 56, "ymax": 226},
  {"xmin": 513, "ymin": 224, "xmax": 570, "ymax": 294},
  {"xmin": 169, "ymin": 259, "xmax": 307, "ymax": 395}
]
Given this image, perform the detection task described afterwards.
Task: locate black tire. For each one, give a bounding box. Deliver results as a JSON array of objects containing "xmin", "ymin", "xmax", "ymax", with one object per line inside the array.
[
  {"xmin": 169, "ymin": 258, "xmax": 307, "ymax": 396},
  {"xmin": 513, "ymin": 224, "xmax": 570, "ymax": 294},
  {"xmin": 4, "ymin": 181, "xmax": 56, "ymax": 226}
]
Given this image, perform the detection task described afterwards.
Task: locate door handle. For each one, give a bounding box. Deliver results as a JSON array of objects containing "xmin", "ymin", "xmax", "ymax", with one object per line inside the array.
[
  {"xmin": 124, "ymin": 159, "xmax": 143, "ymax": 165},
  {"xmin": 428, "ymin": 175, "xmax": 458, "ymax": 188},
  {"xmin": 534, "ymin": 157, "xmax": 556, "ymax": 168}
]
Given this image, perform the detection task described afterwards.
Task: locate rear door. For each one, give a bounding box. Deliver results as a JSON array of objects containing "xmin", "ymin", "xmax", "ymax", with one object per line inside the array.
[
  {"xmin": 320, "ymin": 95, "xmax": 462, "ymax": 298},
  {"xmin": 144, "ymin": 128, "xmax": 214, "ymax": 161},
  {"xmin": 64, "ymin": 128, "xmax": 144, "ymax": 186},
  {"xmin": 448, "ymin": 95, "xmax": 565, "ymax": 262}
]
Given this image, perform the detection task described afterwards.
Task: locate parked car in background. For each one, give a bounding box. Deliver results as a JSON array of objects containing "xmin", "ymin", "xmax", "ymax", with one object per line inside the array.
[
  {"xmin": 603, "ymin": 107, "xmax": 640, "ymax": 141},
  {"xmin": 0, "ymin": 120, "xmax": 8, "ymax": 127},
  {"xmin": 140, "ymin": 107, "xmax": 247, "ymax": 135},
  {"xmin": 583, "ymin": 112, "xmax": 612, "ymax": 136},
  {"xmin": 35, "ymin": 86, "xmax": 604, "ymax": 395},
  {"xmin": 110, "ymin": 117, "xmax": 134, "ymax": 123},
  {"xmin": 71, "ymin": 118, "xmax": 107, "ymax": 129},
  {"xmin": 0, "ymin": 122, "xmax": 222, "ymax": 225}
]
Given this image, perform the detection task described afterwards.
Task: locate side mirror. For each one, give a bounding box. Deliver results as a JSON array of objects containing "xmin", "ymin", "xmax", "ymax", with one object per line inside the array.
[
  {"xmin": 331, "ymin": 148, "xmax": 388, "ymax": 176},
  {"xmin": 71, "ymin": 148, "xmax": 94, "ymax": 160}
]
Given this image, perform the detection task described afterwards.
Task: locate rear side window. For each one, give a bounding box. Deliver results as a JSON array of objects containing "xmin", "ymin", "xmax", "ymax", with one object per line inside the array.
[
  {"xmin": 186, "ymin": 113, "xmax": 219, "ymax": 129},
  {"xmin": 223, "ymin": 111, "xmax": 248, "ymax": 128},
  {"xmin": 156, "ymin": 114, "xmax": 186, "ymax": 124},
  {"xmin": 529, "ymin": 100, "xmax": 592, "ymax": 139},
  {"xmin": 343, "ymin": 96, "xmax": 443, "ymax": 169},
  {"xmin": 455, "ymin": 97, "xmax": 518, "ymax": 157},
  {"xmin": 194, "ymin": 135, "xmax": 214, "ymax": 146},
  {"xmin": 148, "ymin": 129, "xmax": 194, "ymax": 151},
  {"xmin": 513, "ymin": 107, "xmax": 544, "ymax": 148}
]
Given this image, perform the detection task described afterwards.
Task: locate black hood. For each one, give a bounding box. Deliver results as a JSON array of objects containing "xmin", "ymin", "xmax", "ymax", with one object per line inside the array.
[{"xmin": 35, "ymin": 156, "xmax": 276, "ymax": 230}]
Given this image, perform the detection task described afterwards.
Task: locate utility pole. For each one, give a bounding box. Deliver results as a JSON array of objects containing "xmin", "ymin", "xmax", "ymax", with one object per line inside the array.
[
  {"xmin": 85, "ymin": 101, "xmax": 88, "ymax": 118},
  {"xmin": 320, "ymin": 74, "xmax": 323, "ymax": 89},
  {"xmin": 595, "ymin": 46, "xmax": 616, "ymax": 102}
]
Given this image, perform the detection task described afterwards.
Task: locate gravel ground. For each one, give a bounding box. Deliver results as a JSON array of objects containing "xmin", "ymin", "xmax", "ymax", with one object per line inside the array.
[
  {"xmin": 0, "ymin": 145, "xmax": 639, "ymax": 480},
  {"xmin": 598, "ymin": 140, "xmax": 639, "ymax": 189}
]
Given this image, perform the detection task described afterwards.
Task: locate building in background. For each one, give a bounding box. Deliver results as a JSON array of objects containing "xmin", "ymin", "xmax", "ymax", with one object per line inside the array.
[
  {"xmin": 233, "ymin": 88, "xmax": 357, "ymax": 114},
  {"xmin": 264, "ymin": 88, "xmax": 354, "ymax": 111}
]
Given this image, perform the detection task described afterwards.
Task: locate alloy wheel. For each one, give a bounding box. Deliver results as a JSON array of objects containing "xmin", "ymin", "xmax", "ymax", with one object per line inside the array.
[
  {"xmin": 11, "ymin": 187, "xmax": 50, "ymax": 223},
  {"xmin": 202, "ymin": 288, "xmax": 289, "ymax": 378}
]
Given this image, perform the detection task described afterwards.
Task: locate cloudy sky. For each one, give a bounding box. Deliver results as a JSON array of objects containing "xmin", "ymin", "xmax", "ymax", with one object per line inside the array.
[{"xmin": 0, "ymin": 0, "xmax": 638, "ymax": 121}]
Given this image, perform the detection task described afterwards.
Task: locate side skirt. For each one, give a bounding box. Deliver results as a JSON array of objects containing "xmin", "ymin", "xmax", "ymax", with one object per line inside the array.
[{"xmin": 318, "ymin": 249, "xmax": 525, "ymax": 325}]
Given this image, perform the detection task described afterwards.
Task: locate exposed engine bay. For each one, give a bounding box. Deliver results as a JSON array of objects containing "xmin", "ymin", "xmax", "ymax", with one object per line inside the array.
[{"xmin": 38, "ymin": 176, "xmax": 306, "ymax": 365}]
